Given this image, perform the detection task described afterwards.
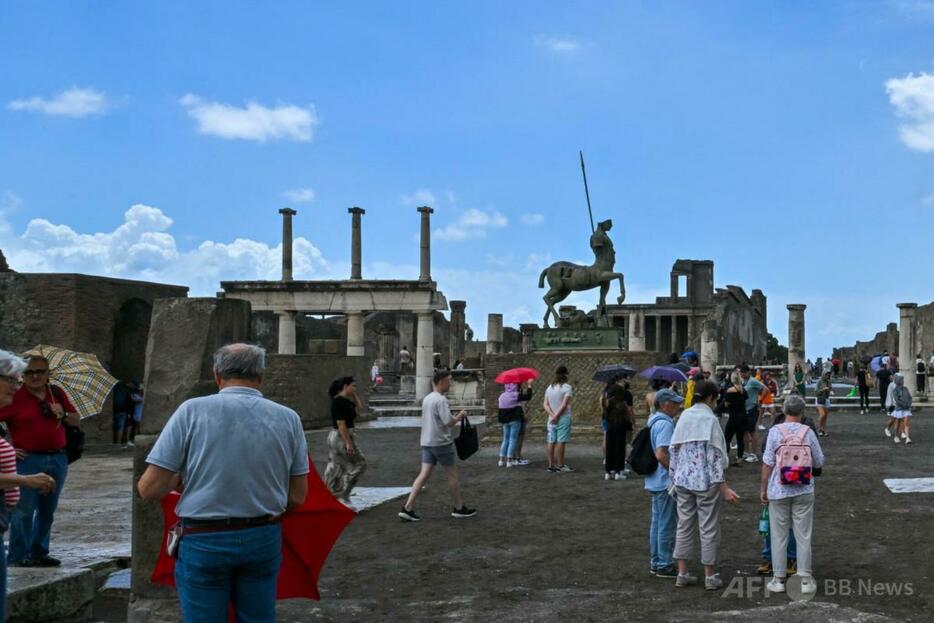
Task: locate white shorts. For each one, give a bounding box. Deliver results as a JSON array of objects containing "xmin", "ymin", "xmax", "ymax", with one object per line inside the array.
[{"xmin": 892, "ymin": 409, "xmax": 912, "ymax": 419}]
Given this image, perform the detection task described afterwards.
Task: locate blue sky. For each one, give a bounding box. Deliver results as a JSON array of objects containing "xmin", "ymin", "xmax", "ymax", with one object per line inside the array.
[{"xmin": 2, "ymin": 1, "xmax": 933, "ymax": 357}]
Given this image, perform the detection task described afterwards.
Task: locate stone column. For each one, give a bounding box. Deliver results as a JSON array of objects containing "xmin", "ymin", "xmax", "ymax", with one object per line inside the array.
[
  {"xmin": 520, "ymin": 323, "xmax": 537, "ymax": 354},
  {"xmin": 700, "ymin": 321, "xmax": 719, "ymax": 376},
  {"xmin": 898, "ymin": 303, "xmax": 918, "ymax": 395},
  {"xmin": 628, "ymin": 309, "xmax": 646, "ymax": 351},
  {"xmin": 415, "ymin": 312, "xmax": 435, "ymax": 400},
  {"xmin": 417, "ymin": 206, "xmax": 433, "ymax": 282},
  {"xmin": 449, "ymin": 300, "xmax": 467, "ymax": 364},
  {"xmin": 348, "ymin": 207, "xmax": 365, "ymax": 280},
  {"xmin": 278, "ymin": 208, "xmax": 297, "ymax": 282},
  {"xmin": 670, "ymin": 315, "xmax": 679, "ymax": 356},
  {"xmin": 787, "ymin": 304, "xmax": 806, "ymax": 388},
  {"xmin": 277, "ymin": 310, "xmax": 297, "ymax": 355},
  {"xmin": 346, "ymin": 312, "xmax": 365, "ymax": 357},
  {"xmin": 486, "ymin": 313, "xmax": 503, "ymax": 355}
]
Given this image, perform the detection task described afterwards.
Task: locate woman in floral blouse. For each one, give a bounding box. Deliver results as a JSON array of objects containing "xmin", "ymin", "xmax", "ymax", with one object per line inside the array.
[{"xmin": 669, "ymin": 380, "xmax": 741, "ymax": 591}]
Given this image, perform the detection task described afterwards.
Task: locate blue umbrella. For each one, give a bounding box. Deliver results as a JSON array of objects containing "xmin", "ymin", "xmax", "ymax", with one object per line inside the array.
[
  {"xmin": 639, "ymin": 365, "xmax": 689, "ymax": 383},
  {"xmin": 681, "ymin": 351, "xmax": 698, "ymax": 361}
]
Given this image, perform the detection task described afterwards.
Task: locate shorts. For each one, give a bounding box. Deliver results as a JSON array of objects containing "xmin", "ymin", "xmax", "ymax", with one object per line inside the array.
[
  {"xmin": 113, "ymin": 412, "xmax": 129, "ymax": 431},
  {"xmin": 745, "ymin": 408, "xmax": 759, "ymax": 433},
  {"xmin": 892, "ymin": 409, "xmax": 912, "ymax": 419},
  {"xmin": 546, "ymin": 414, "xmax": 572, "ymax": 444},
  {"xmin": 816, "ymin": 398, "xmax": 831, "ymax": 409},
  {"xmin": 421, "ymin": 444, "xmax": 456, "ymax": 467}
]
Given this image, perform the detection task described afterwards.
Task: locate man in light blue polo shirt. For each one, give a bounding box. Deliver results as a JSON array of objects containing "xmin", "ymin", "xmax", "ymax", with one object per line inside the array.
[{"xmin": 645, "ymin": 388, "xmax": 682, "ymax": 578}]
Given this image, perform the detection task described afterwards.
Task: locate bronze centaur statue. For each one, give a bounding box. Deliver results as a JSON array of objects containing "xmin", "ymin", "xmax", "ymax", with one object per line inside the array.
[{"xmin": 538, "ymin": 219, "xmax": 626, "ymax": 328}]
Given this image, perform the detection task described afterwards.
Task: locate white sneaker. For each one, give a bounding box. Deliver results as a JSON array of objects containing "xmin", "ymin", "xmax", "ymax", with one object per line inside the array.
[
  {"xmin": 906, "ymin": 437, "xmax": 912, "ymax": 445},
  {"xmin": 615, "ymin": 472, "xmax": 627, "ymax": 480},
  {"xmin": 894, "ymin": 436, "xmax": 901, "ymax": 444},
  {"xmin": 766, "ymin": 578, "xmax": 786, "ymax": 593},
  {"xmin": 506, "ymin": 460, "xmax": 513, "ymax": 468},
  {"xmin": 901, "ymin": 431, "xmax": 907, "ymax": 439},
  {"xmin": 604, "ymin": 472, "xmax": 612, "ymax": 481},
  {"xmin": 497, "ymin": 460, "xmax": 505, "ymax": 467},
  {"xmin": 884, "ymin": 427, "xmax": 892, "ymax": 438},
  {"xmin": 744, "ymin": 454, "xmax": 759, "ymax": 463},
  {"xmin": 799, "ymin": 575, "xmax": 817, "ymax": 594}
]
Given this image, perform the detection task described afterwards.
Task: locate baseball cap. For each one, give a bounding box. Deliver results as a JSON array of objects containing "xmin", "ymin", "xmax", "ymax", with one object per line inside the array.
[{"xmin": 655, "ymin": 388, "xmax": 684, "ymax": 404}]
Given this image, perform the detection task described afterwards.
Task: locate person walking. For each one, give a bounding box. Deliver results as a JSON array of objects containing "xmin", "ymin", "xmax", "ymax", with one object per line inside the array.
[
  {"xmin": 741, "ymin": 367, "xmax": 764, "ymax": 462},
  {"xmin": 857, "ymin": 364, "xmax": 872, "ymax": 414},
  {"xmin": 793, "ymin": 364, "xmax": 806, "ymax": 398},
  {"xmin": 399, "ymin": 370, "xmax": 476, "ymax": 521},
  {"xmin": 645, "ymin": 388, "xmax": 682, "ymax": 578},
  {"xmin": 604, "ymin": 384, "xmax": 634, "ymax": 481},
  {"xmin": 759, "ymin": 394, "xmax": 825, "ymax": 596},
  {"xmin": 815, "ymin": 371, "xmax": 832, "ymax": 436},
  {"xmin": 0, "ymin": 355, "xmax": 80, "ymax": 568},
  {"xmin": 127, "ymin": 380, "xmax": 144, "ymax": 446},
  {"xmin": 916, "ymin": 354, "xmax": 926, "ymax": 400},
  {"xmin": 111, "ymin": 380, "xmax": 133, "ymax": 446},
  {"xmin": 324, "ymin": 376, "xmax": 367, "ymax": 506},
  {"xmin": 722, "ymin": 373, "xmax": 748, "ymax": 467},
  {"xmin": 138, "ymin": 344, "xmax": 310, "ymax": 623},
  {"xmin": 891, "ymin": 374, "xmax": 913, "ymax": 445},
  {"xmin": 669, "ymin": 381, "xmax": 741, "ymax": 591},
  {"xmin": 497, "ymin": 383, "xmax": 524, "ymax": 468},
  {"xmin": 544, "ymin": 366, "xmax": 574, "ymax": 473},
  {"xmin": 877, "ymin": 363, "xmax": 893, "ymax": 415},
  {"xmin": 0, "ymin": 350, "xmax": 56, "ymax": 619}
]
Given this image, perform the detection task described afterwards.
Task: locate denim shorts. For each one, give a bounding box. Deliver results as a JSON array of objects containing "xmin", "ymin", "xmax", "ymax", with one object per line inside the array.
[
  {"xmin": 421, "ymin": 444, "xmax": 456, "ymax": 467},
  {"xmin": 745, "ymin": 408, "xmax": 759, "ymax": 433},
  {"xmin": 547, "ymin": 414, "xmax": 572, "ymax": 443}
]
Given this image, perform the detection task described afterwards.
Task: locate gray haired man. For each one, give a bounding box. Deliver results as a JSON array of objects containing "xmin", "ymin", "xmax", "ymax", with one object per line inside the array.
[{"xmin": 138, "ymin": 343, "xmax": 309, "ymax": 623}]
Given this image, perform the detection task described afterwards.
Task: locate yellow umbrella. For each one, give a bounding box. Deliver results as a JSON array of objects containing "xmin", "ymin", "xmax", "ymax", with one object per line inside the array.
[{"xmin": 22, "ymin": 345, "xmax": 118, "ymax": 419}]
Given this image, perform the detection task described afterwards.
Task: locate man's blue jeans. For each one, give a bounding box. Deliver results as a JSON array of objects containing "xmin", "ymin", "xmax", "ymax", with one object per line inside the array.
[
  {"xmin": 762, "ymin": 523, "xmax": 797, "ymax": 561},
  {"xmin": 175, "ymin": 523, "xmax": 282, "ymax": 623},
  {"xmin": 8, "ymin": 452, "xmax": 68, "ymax": 564},
  {"xmin": 499, "ymin": 420, "xmax": 521, "ymax": 459},
  {"xmin": 649, "ymin": 490, "xmax": 677, "ymax": 570}
]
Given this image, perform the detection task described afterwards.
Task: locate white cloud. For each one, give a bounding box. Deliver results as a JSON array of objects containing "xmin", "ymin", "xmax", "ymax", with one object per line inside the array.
[
  {"xmin": 2, "ymin": 204, "xmax": 326, "ymax": 294},
  {"xmin": 535, "ymin": 35, "xmax": 582, "ymax": 53},
  {"xmin": 886, "ymin": 72, "xmax": 934, "ymax": 152},
  {"xmin": 7, "ymin": 87, "xmax": 109, "ymax": 117},
  {"xmin": 283, "ymin": 188, "xmax": 315, "ymax": 203},
  {"xmin": 178, "ymin": 94, "xmax": 318, "ymax": 142},
  {"xmin": 401, "ymin": 188, "xmax": 437, "ymax": 207},
  {"xmin": 434, "ymin": 208, "xmax": 508, "ymax": 242},
  {"xmin": 520, "ymin": 212, "xmax": 545, "ymax": 225}
]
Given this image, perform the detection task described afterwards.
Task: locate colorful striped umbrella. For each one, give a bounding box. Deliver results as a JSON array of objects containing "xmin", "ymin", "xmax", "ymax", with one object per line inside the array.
[{"xmin": 22, "ymin": 345, "xmax": 118, "ymax": 418}]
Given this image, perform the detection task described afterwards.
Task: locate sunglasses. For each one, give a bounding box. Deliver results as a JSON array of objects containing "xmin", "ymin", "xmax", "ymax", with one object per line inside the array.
[{"xmin": 24, "ymin": 369, "xmax": 48, "ymax": 376}]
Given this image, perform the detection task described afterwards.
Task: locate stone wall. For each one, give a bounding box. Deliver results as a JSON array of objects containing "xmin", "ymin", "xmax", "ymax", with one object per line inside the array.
[
  {"xmin": 484, "ymin": 350, "xmax": 666, "ymax": 432},
  {"xmin": 711, "ymin": 286, "xmax": 768, "ymax": 364},
  {"xmin": 263, "ymin": 354, "xmax": 371, "ymax": 429},
  {"xmin": 835, "ymin": 302, "xmax": 934, "ymax": 366}
]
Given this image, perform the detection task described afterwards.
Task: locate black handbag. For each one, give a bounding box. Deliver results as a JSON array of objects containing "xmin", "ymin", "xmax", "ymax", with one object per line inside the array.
[{"xmin": 454, "ymin": 417, "xmax": 479, "ymax": 460}]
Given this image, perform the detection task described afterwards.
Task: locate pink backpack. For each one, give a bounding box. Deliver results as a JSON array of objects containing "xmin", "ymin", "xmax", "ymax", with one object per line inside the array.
[{"xmin": 774, "ymin": 424, "xmax": 813, "ymax": 486}]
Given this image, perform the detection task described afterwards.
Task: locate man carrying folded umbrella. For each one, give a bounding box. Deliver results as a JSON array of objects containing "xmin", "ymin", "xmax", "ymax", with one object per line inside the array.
[
  {"xmin": 138, "ymin": 343, "xmax": 309, "ymax": 623},
  {"xmin": 0, "ymin": 355, "xmax": 80, "ymax": 568}
]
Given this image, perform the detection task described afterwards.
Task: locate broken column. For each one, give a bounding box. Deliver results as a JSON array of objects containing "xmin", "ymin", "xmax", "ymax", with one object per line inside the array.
[
  {"xmin": 700, "ymin": 320, "xmax": 719, "ymax": 376},
  {"xmin": 486, "ymin": 313, "xmax": 503, "ymax": 355},
  {"xmin": 278, "ymin": 208, "xmax": 297, "ymax": 282},
  {"xmin": 346, "ymin": 312, "xmax": 365, "ymax": 357},
  {"xmin": 449, "ymin": 300, "xmax": 466, "ymax": 364},
  {"xmin": 415, "ymin": 312, "xmax": 434, "ymax": 400},
  {"xmin": 520, "ymin": 323, "xmax": 537, "ymax": 354},
  {"xmin": 787, "ymin": 304, "xmax": 806, "ymax": 387},
  {"xmin": 898, "ymin": 303, "xmax": 918, "ymax": 395},
  {"xmin": 417, "ymin": 206, "xmax": 433, "ymax": 282},
  {"xmin": 129, "ymin": 298, "xmax": 252, "ymax": 622},
  {"xmin": 628, "ymin": 309, "xmax": 646, "ymax": 351},
  {"xmin": 348, "ymin": 207, "xmax": 365, "ymax": 280},
  {"xmin": 277, "ymin": 310, "xmax": 297, "ymax": 355}
]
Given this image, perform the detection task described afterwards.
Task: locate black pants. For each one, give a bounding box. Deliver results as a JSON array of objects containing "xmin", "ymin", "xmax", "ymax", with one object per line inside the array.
[
  {"xmin": 724, "ymin": 413, "xmax": 745, "ymax": 459},
  {"xmin": 879, "ymin": 383, "xmax": 889, "ymax": 411},
  {"xmin": 858, "ymin": 385, "xmax": 871, "ymax": 410},
  {"xmin": 918, "ymin": 374, "xmax": 926, "ymax": 395},
  {"xmin": 605, "ymin": 424, "xmax": 629, "ymax": 473}
]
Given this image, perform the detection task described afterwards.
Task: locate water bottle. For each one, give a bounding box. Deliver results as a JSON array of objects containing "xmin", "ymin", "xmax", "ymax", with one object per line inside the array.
[{"xmin": 758, "ymin": 505, "xmax": 769, "ymax": 535}]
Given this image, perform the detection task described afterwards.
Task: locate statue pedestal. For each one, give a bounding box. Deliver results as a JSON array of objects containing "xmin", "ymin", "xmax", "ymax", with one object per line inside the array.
[{"xmin": 530, "ymin": 328, "xmax": 626, "ymax": 352}]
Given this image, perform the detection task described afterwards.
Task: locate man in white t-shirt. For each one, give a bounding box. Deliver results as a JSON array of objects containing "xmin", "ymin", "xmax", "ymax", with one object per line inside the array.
[
  {"xmin": 398, "ymin": 370, "xmax": 476, "ymax": 522},
  {"xmin": 543, "ymin": 365, "xmax": 574, "ymax": 473}
]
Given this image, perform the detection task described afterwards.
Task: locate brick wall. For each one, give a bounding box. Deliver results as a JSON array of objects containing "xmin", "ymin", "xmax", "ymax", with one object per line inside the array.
[
  {"xmin": 484, "ymin": 350, "xmax": 666, "ymax": 432},
  {"xmin": 263, "ymin": 355, "xmax": 371, "ymax": 429}
]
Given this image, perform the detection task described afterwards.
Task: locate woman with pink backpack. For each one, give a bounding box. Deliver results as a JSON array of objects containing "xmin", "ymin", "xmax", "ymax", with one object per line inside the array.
[{"xmin": 759, "ymin": 394, "xmax": 825, "ymax": 596}]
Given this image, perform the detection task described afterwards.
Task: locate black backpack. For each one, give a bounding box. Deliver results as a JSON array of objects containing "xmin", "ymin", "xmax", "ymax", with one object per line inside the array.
[
  {"xmin": 50, "ymin": 386, "xmax": 85, "ymax": 464},
  {"xmin": 629, "ymin": 419, "xmax": 660, "ymax": 475}
]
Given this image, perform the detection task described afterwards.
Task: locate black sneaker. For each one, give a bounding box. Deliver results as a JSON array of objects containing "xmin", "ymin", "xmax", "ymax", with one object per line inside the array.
[
  {"xmin": 35, "ymin": 556, "xmax": 61, "ymax": 568},
  {"xmin": 451, "ymin": 505, "xmax": 477, "ymax": 518},
  {"xmin": 547, "ymin": 466, "xmax": 559, "ymax": 473},
  {"xmin": 654, "ymin": 565, "xmax": 679, "ymax": 578},
  {"xmin": 398, "ymin": 507, "xmax": 421, "ymax": 522}
]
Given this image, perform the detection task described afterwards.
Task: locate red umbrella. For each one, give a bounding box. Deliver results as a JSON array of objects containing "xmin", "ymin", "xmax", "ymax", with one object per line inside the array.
[
  {"xmin": 494, "ymin": 367, "xmax": 541, "ymax": 384},
  {"xmin": 151, "ymin": 457, "xmax": 355, "ymax": 608}
]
